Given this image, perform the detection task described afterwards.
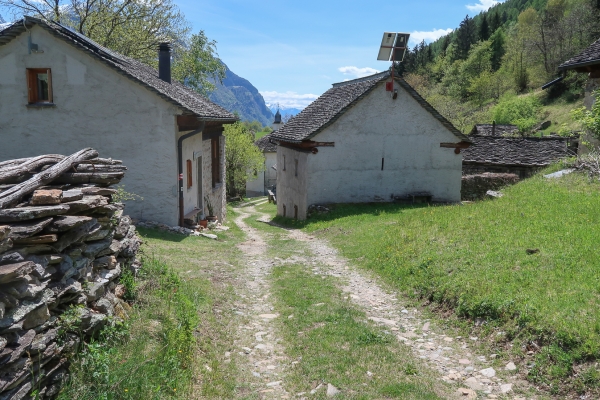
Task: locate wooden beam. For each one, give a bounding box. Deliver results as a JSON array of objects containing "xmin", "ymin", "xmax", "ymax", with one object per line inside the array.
[
  {"xmin": 177, "ymin": 115, "xmax": 203, "ymax": 132},
  {"xmin": 276, "ymin": 140, "xmax": 335, "ymax": 150},
  {"xmin": 440, "ymin": 141, "xmax": 471, "ymax": 149}
]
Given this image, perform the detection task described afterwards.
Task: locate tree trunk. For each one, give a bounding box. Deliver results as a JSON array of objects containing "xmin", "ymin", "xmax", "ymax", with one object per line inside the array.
[{"xmin": 0, "ymin": 148, "xmax": 98, "ymax": 209}]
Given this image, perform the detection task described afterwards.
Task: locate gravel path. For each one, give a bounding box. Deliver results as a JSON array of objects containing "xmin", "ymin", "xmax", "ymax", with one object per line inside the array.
[
  {"xmin": 230, "ymin": 207, "xmax": 290, "ymax": 399},
  {"xmin": 230, "ymin": 205, "xmax": 542, "ymax": 399}
]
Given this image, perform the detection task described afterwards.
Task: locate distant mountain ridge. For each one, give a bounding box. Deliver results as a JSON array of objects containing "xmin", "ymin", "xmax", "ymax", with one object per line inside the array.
[
  {"xmin": 267, "ymin": 105, "xmax": 303, "ymax": 118},
  {"xmin": 209, "ymin": 64, "xmax": 274, "ymax": 127}
]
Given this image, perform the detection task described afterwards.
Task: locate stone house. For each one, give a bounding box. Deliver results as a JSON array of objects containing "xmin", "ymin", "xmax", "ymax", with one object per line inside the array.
[
  {"xmin": 270, "ymin": 71, "xmax": 471, "ymax": 220},
  {"xmin": 558, "ymin": 37, "xmax": 600, "ymax": 151},
  {"xmin": 470, "ymin": 124, "xmax": 519, "ymax": 136},
  {"xmin": 245, "ymin": 134, "xmax": 277, "ymax": 197},
  {"xmin": 462, "ymin": 135, "xmax": 575, "ymax": 179},
  {"xmin": 0, "ymin": 17, "xmax": 236, "ymax": 226},
  {"xmin": 246, "ymin": 110, "xmax": 282, "ymax": 197}
]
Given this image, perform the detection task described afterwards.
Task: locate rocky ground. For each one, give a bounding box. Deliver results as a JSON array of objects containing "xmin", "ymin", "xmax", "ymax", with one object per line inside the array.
[{"xmin": 225, "ymin": 203, "xmax": 545, "ymax": 399}]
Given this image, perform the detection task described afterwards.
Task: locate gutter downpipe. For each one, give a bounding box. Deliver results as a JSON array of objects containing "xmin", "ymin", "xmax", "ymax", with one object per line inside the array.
[{"xmin": 178, "ymin": 123, "xmax": 205, "ymax": 227}]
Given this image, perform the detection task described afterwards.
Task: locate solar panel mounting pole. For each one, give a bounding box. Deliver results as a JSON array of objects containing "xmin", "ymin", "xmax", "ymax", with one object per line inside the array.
[{"xmin": 377, "ymin": 32, "xmax": 410, "ymax": 99}]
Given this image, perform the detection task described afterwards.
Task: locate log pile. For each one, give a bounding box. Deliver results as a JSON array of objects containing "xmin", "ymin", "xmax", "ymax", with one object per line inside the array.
[{"xmin": 0, "ymin": 149, "xmax": 141, "ymax": 400}]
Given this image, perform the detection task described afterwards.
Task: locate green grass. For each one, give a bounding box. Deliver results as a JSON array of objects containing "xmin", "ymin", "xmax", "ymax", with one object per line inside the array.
[
  {"xmin": 59, "ymin": 208, "xmax": 247, "ymax": 399},
  {"xmin": 538, "ymin": 96, "xmax": 584, "ymax": 135},
  {"xmin": 271, "ymin": 264, "xmax": 447, "ymax": 399},
  {"xmin": 58, "ymin": 258, "xmax": 203, "ymax": 399},
  {"xmin": 275, "ymin": 171, "xmax": 600, "ymax": 394}
]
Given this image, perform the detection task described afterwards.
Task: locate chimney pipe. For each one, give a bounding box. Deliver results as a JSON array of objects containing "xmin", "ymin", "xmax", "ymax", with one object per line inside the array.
[
  {"xmin": 158, "ymin": 42, "xmax": 171, "ymax": 84},
  {"xmin": 492, "ymin": 120, "xmax": 496, "ymax": 136}
]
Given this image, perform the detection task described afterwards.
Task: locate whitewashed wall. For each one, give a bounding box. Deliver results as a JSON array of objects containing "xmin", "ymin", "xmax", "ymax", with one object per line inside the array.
[
  {"xmin": 0, "ymin": 25, "xmax": 205, "ymax": 226},
  {"xmin": 276, "ymin": 147, "xmax": 308, "ymax": 220},
  {"xmin": 246, "ymin": 151, "xmax": 276, "ymax": 197},
  {"xmin": 276, "ymin": 80, "xmax": 464, "ymax": 220}
]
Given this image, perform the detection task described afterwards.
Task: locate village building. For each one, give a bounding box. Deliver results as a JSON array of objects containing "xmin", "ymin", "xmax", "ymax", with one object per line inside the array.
[
  {"xmin": 270, "ymin": 71, "xmax": 471, "ymax": 220},
  {"xmin": 246, "ymin": 110, "xmax": 282, "ymax": 197},
  {"xmin": 462, "ymin": 135, "xmax": 576, "ymax": 179},
  {"xmin": 0, "ymin": 17, "xmax": 237, "ymax": 226},
  {"xmin": 470, "ymin": 124, "xmax": 519, "ymax": 136},
  {"xmin": 558, "ymin": 37, "xmax": 600, "ymax": 151},
  {"xmin": 245, "ymin": 134, "xmax": 277, "ymax": 197}
]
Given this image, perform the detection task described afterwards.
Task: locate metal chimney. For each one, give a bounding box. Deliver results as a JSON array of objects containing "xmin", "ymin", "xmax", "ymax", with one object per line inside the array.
[{"xmin": 158, "ymin": 42, "xmax": 171, "ymax": 84}]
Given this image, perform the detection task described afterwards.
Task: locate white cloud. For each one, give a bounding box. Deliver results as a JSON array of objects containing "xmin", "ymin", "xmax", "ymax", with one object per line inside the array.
[
  {"xmin": 260, "ymin": 91, "xmax": 319, "ymax": 109},
  {"xmin": 409, "ymin": 28, "xmax": 453, "ymax": 45},
  {"xmin": 466, "ymin": 0, "xmax": 503, "ymax": 13},
  {"xmin": 338, "ymin": 66, "xmax": 380, "ymax": 79}
]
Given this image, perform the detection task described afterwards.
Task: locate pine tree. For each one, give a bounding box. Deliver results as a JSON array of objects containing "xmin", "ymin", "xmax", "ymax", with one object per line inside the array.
[
  {"xmin": 490, "ymin": 12, "xmax": 501, "ymax": 33},
  {"xmin": 490, "ymin": 28, "xmax": 505, "ymax": 71},
  {"xmin": 455, "ymin": 15, "xmax": 477, "ymax": 60},
  {"xmin": 479, "ymin": 14, "xmax": 490, "ymax": 41}
]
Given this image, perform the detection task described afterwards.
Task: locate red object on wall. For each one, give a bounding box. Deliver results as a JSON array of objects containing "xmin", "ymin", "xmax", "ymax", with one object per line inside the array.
[{"xmin": 386, "ymin": 81, "xmax": 393, "ymax": 91}]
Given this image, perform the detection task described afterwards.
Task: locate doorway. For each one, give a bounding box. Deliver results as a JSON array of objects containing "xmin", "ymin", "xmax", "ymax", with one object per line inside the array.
[{"xmin": 197, "ymin": 157, "xmax": 203, "ymax": 214}]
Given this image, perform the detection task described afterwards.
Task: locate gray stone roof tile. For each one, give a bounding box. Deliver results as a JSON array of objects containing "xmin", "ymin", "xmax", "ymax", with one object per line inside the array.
[
  {"xmin": 558, "ymin": 37, "xmax": 600, "ymax": 70},
  {"xmin": 462, "ymin": 136, "xmax": 573, "ymax": 167},
  {"xmin": 0, "ymin": 17, "xmax": 237, "ymax": 122},
  {"xmin": 271, "ymin": 72, "xmax": 469, "ymax": 143},
  {"xmin": 255, "ymin": 134, "xmax": 277, "ymax": 152},
  {"xmin": 470, "ymin": 124, "xmax": 519, "ymax": 136}
]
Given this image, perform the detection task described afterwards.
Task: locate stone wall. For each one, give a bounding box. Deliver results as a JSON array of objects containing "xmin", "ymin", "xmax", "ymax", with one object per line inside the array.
[
  {"xmin": 461, "ymin": 173, "xmax": 520, "ymax": 200},
  {"xmin": 0, "ymin": 149, "xmax": 141, "ymax": 399}
]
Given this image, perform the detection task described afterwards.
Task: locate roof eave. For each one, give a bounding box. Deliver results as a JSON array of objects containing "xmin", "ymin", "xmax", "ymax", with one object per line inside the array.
[{"xmin": 558, "ymin": 59, "xmax": 600, "ymax": 71}]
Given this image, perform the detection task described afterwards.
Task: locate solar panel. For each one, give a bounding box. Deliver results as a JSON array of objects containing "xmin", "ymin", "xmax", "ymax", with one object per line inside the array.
[{"xmin": 377, "ymin": 32, "xmax": 410, "ymax": 62}]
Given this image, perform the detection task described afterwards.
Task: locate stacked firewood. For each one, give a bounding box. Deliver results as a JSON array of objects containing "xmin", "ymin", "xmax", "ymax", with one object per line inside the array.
[{"xmin": 0, "ymin": 149, "xmax": 141, "ymax": 399}]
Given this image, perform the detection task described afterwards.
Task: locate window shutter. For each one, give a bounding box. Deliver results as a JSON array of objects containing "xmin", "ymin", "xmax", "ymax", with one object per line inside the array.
[
  {"xmin": 186, "ymin": 159, "xmax": 192, "ymax": 189},
  {"xmin": 47, "ymin": 69, "xmax": 53, "ymax": 103},
  {"xmin": 26, "ymin": 70, "xmax": 35, "ymax": 103}
]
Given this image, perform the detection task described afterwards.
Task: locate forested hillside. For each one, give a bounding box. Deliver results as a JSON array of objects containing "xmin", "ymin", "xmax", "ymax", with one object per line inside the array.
[{"xmin": 399, "ymin": 0, "xmax": 600, "ymax": 133}]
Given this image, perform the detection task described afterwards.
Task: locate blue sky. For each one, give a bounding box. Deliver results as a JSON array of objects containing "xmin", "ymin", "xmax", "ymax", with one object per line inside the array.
[
  {"xmin": 0, "ymin": 0, "xmax": 504, "ymax": 109},
  {"xmin": 179, "ymin": 0, "xmax": 504, "ymax": 108}
]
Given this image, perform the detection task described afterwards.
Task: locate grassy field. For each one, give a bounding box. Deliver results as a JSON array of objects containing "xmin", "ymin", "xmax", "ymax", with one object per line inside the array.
[
  {"xmin": 59, "ymin": 209, "xmax": 247, "ymax": 399},
  {"xmin": 272, "ymin": 170, "xmax": 600, "ymax": 395}
]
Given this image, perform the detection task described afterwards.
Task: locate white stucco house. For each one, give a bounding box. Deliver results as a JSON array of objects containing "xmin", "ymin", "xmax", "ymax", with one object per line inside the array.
[
  {"xmin": 0, "ymin": 17, "xmax": 237, "ymax": 226},
  {"xmin": 245, "ymin": 134, "xmax": 277, "ymax": 197},
  {"xmin": 246, "ymin": 110, "xmax": 282, "ymax": 197},
  {"xmin": 271, "ymin": 71, "xmax": 472, "ymax": 220}
]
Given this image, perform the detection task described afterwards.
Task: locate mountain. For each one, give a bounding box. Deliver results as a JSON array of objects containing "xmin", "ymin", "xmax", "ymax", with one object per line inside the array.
[
  {"xmin": 267, "ymin": 105, "xmax": 303, "ymax": 118},
  {"xmin": 209, "ymin": 64, "xmax": 274, "ymax": 127}
]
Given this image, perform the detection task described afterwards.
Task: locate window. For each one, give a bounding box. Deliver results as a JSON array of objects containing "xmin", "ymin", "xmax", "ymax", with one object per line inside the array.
[
  {"xmin": 294, "ymin": 205, "xmax": 298, "ymax": 220},
  {"xmin": 282, "ymin": 204, "xmax": 286, "ymax": 217},
  {"xmin": 283, "ymin": 155, "xmax": 286, "ymax": 171},
  {"xmin": 294, "ymin": 159, "xmax": 298, "ymax": 177},
  {"xmin": 211, "ymin": 137, "xmax": 221, "ymax": 187},
  {"xmin": 186, "ymin": 159, "xmax": 193, "ymax": 189},
  {"xmin": 27, "ymin": 68, "xmax": 52, "ymax": 104}
]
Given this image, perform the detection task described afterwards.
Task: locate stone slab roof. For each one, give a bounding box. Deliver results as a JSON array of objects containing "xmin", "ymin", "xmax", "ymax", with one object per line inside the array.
[
  {"xmin": 470, "ymin": 124, "xmax": 519, "ymax": 136},
  {"xmin": 271, "ymin": 71, "xmax": 470, "ymax": 144},
  {"xmin": 559, "ymin": 37, "xmax": 600, "ymax": 71},
  {"xmin": 0, "ymin": 17, "xmax": 237, "ymax": 122},
  {"xmin": 462, "ymin": 136, "xmax": 573, "ymax": 167},
  {"xmin": 255, "ymin": 134, "xmax": 277, "ymax": 153}
]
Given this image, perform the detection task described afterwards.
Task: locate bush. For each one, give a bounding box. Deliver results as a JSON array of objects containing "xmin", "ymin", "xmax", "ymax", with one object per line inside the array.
[{"xmin": 492, "ymin": 94, "xmax": 541, "ymax": 132}]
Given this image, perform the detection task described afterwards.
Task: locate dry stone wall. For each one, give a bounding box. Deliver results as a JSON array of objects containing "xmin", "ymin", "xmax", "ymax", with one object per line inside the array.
[
  {"xmin": 0, "ymin": 149, "xmax": 141, "ymax": 400},
  {"xmin": 461, "ymin": 173, "xmax": 520, "ymax": 201}
]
